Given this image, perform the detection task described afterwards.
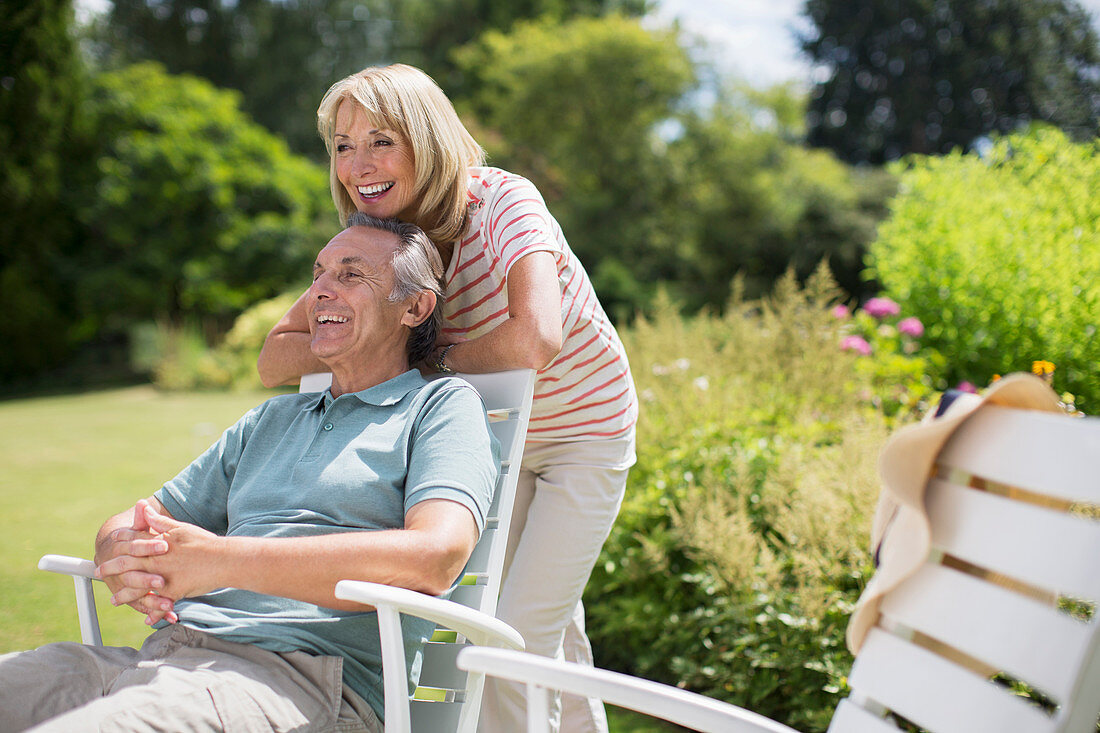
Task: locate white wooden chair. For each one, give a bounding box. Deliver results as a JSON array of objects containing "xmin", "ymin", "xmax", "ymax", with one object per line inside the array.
[
  {"xmin": 40, "ymin": 368, "xmax": 535, "ymax": 733},
  {"xmin": 458, "ymin": 404, "xmax": 1100, "ymax": 733}
]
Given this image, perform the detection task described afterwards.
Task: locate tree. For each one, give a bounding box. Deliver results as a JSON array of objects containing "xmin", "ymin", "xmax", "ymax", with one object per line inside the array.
[
  {"xmin": 75, "ymin": 63, "xmax": 330, "ymax": 335},
  {"xmin": 92, "ymin": 0, "xmax": 649, "ymax": 157},
  {"xmin": 0, "ymin": 0, "xmax": 93, "ymax": 382},
  {"xmin": 801, "ymin": 0, "xmax": 1100, "ymax": 163},
  {"xmin": 666, "ymin": 84, "xmax": 895, "ymax": 309},
  {"xmin": 457, "ymin": 20, "xmax": 891, "ymax": 316},
  {"xmin": 454, "ymin": 14, "xmax": 696, "ymax": 318}
]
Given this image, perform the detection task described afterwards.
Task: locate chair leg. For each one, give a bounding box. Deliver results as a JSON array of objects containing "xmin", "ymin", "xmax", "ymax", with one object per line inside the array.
[
  {"xmin": 526, "ymin": 684, "xmax": 551, "ymax": 733},
  {"xmin": 74, "ymin": 576, "xmax": 103, "ymax": 647}
]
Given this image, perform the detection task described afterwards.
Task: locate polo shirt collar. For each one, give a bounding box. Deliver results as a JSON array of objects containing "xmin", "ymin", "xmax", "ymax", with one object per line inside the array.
[
  {"xmin": 350, "ymin": 369, "xmax": 428, "ymax": 406},
  {"xmin": 303, "ymin": 369, "xmax": 428, "ymax": 412}
]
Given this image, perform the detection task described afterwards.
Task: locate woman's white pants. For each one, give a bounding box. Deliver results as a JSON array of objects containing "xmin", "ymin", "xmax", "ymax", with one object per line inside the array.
[{"xmin": 478, "ymin": 434, "xmax": 634, "ymax": 733}]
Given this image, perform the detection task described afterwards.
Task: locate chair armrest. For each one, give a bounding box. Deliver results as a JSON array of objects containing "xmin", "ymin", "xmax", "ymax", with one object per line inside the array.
[
  {"xmin": 38, "ymin": 554, "xmax": 98, "ymax": 578},
  {"xmin": 335, "ymin": 580, "xmax": 524, "ymax": 733},
  {"xmin": 334, "ymin": 580, "xmax": 524, "ymax": 650},
  {"xmin": 457, "ymin": 648, "xmax": 798, "ymax": 733},
  {"xmin": 38, "ymin": 554, "xmax": 103, "ymax": 646}
]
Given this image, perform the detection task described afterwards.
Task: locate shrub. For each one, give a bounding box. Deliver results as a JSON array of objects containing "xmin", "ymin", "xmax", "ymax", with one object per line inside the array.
[
  {"xmin": 586, "ymin": 267, "xmax": 929, "ymax": 731},
  {"xmin": 867, "ymin": 125, "xmax": 1100, "ymax": 410},
  {"xmin": 136, "ymin": 290, "xmax": 301, "ymax": 390}
]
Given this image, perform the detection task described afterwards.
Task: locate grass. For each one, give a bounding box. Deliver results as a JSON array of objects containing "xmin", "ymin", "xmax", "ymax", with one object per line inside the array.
[{"xmin": 0, "ymin": 386, "xmax": 272, "ymax": 652}]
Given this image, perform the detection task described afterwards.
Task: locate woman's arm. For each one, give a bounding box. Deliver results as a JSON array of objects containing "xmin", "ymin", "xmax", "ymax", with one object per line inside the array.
[
  {"xmin": 429, "ymin": 251, "xmax": 563, "ymax": 374},
  {"xmin": 257, "ymin": 290, "xmax": 329, "ymax": 387}
]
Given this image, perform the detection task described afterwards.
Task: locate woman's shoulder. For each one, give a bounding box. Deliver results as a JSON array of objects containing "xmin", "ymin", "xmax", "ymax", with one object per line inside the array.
[{"xmin": 468, "ymin": 166, "xmax": 544, "ymax": 206}]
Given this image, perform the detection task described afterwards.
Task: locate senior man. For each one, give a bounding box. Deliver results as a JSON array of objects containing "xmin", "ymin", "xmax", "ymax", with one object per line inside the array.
[{"xmin": 0, "ymin": 214, "xmax": 499, "ymax": 732}]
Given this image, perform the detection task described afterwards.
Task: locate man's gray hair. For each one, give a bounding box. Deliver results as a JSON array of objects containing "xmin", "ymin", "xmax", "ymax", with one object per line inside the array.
[{"xmin": 345, "ymin": 212, "xmax": 444, "ymax": 365}]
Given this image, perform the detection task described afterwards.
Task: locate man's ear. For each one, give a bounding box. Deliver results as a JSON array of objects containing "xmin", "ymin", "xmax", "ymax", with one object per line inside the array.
[{"xmin": 400, "ymin": 290, "xmax": 437, "ymax": 328}]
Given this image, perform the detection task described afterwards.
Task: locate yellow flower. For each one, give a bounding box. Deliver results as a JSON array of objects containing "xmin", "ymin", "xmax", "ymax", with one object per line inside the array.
[{"xmin": 1031, "ymin": 360, "xmax": 1055, "ymax": 377}]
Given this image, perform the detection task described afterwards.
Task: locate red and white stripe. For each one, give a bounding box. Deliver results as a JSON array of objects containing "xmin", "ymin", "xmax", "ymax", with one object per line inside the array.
[{"xmin": 442, "ymin": 168, "xmax": 637, "ymax": 442}]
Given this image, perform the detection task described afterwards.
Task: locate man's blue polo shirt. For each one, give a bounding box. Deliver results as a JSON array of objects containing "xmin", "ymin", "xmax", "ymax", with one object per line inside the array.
[{"xmin": 153, "ymin": 370, "xmax": 500, "ymax": 721}]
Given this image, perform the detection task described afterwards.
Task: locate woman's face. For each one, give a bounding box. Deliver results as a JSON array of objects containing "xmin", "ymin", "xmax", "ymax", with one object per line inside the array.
[{"xmin": 334, "ymin": 101, "xmax": 418, "ymax": 221}]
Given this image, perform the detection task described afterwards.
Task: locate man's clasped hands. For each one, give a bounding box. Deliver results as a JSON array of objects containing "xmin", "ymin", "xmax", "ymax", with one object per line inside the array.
[{"xmin": 93, "ymin": 499, "xmax": 223, "ymax": 627}]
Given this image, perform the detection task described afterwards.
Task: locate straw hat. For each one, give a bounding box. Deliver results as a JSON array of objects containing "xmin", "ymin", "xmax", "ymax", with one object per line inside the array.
[{"xmin": 847, "ymin": 372, "xmax": 1063, "ymax": 653}]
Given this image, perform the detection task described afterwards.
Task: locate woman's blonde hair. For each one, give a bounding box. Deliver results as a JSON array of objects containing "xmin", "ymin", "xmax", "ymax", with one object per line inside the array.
[{"xmin": 317, "ymin": 64, "xmax": 485, "ymax": 245}]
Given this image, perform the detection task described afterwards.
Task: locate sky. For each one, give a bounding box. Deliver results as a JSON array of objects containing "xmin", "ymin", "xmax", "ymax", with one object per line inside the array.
[
  {"xmin": 652, "ymin": 0, "xmax": 1100, "ymax": 89},
  {"xmin": 649, "ymin": 0, "xmax": 815, "ymax": 88}
]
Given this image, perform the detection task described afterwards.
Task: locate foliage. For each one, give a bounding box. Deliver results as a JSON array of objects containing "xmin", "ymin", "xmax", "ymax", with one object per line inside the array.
[
  {"xmin": 666, "ymin": 86, "xmax": 897, "ymax": 307},
  {"xmin": 0, "ymin": 0, "xmax": 93, "ymax": 381},
  {"xmin": 456, "ymin": 17, "xmax": 893, "ymax": 316},
  {"xmin": 585, "ymin": 268, "xmax": 931, "ymax": 731},
  {"xmin": 455, "ymin": 14, "xmax": 695, "ymax": 318},
  {"xmin": 92, "ymin": 0, "xmax": 649, "ymax": 157},
  {"xmin": 136, "ymin": 290, "xmax": 302, "ymax": 390},
  {"xmin": 867, "ymin": 125, "xmax": 1100, "ymax": 410},
  {"xmin": 75, "ymin": 63, "xmax": 329, "ymax": 338},
  {"xmin": 832, "ymin": 297, "xmax": 944, "ymax": 416},
  {"xmin": 801, "ymin": 0, "xmax": 1100, "ymax": 163}
]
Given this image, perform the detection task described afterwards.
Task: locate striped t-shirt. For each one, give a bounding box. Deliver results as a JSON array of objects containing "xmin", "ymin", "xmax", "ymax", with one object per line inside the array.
[{"xmin": 441, "ymin": 167, "xmax": 637, "ymax": 442}]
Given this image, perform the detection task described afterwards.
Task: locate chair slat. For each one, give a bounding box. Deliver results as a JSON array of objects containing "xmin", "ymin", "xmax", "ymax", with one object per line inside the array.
[
  {"xmin": 410, "ymin": 699, "xmax": 464, "ymax": 731},
  {"xmin": 937, "ymin": 407, "xmax": 1100, "ymax": 504},
  {"xmin": 418, "ymin": 642, "xmax": 467, "ymax": 689},
  {"xmin": 465, "ymin": 528, "xmax": 496, "ymax": 573},
  {"xmin": 926, "ymin": 478, "xmax": 1100, "ymax": 600},
  {"xmin": 880, "ymin": 563, "xmax": 1091, "ymax": 702},
  {"xmin": 489, "ymin": 419, "xmax": 520, "ymax": 457},
  {"xmin": 827, "ymin": 700, "xmax": 901, "ymax": 733},
  {"xmin": 450, "ymin": 584, "xmax": 484, "ymax": 609},
  {"xmin": 849, "ymin": 628, "xmax": 1056, "ymax": 733},
  {"xmin": 488, "ymin": 477, "xmax": 503, "ymax": 517}
]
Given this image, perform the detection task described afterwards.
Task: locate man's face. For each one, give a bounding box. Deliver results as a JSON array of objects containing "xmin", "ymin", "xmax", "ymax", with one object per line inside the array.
[{"xmin": 307, "ymin": 226, "xmax": 411, "ymax": 369}]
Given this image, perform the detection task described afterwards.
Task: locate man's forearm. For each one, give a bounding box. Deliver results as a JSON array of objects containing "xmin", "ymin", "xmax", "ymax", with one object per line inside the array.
[{"xmin": 212, "ymin": 530, "xmax": 465, "ymax": 610}]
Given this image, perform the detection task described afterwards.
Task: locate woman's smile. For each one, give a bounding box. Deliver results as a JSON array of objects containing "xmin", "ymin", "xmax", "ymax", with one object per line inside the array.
[{"xmin": 334, "ymin": 102, "xmax": 417, "ymax": 221}]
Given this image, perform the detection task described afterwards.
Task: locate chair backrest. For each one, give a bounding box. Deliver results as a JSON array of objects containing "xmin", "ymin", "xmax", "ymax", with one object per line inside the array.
[
  {"xmin": 301, "ymin": 369, "xmax": 534, "ymax": 731},
  {"xmin": 830, "ymin": 405, "xmax": 1100, "ymax": 733}
]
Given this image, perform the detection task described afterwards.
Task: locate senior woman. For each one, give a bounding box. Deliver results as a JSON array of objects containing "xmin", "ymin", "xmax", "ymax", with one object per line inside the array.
[{"xmin": 257, "ymin": 64, "xmax": 637, "ymax": 733}]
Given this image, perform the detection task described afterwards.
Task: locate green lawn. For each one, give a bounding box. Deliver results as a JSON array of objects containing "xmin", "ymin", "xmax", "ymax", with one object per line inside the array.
[{"xmin": 0, "ymin": 386, "xmax": 273, "ymax": 652}]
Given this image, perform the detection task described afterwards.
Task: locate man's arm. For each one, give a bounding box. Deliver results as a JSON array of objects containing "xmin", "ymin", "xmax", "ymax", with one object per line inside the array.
[{"xmin": 96, "ymin": 498, "xmax": 478, "ymax": 612}]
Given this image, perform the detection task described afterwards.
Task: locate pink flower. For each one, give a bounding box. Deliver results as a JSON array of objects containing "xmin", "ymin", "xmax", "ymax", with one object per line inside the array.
[
  {"xmin": 830, "ymin": 304, "xmax": 851, "ymax": 319},
  {"xmin": 897, "ymin": 316, "xmax": 924, "ymax": 337},
  {"xmin": 841, "ymin": 335, "xmax": 872, "ymax": 356},
  {"xmin": 863, "ymin": 297, "xmax": 901, "ymax": 319},
  {"xmin": 956, "ymin": 381, "xmax": 978, "ymax": 394}
]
